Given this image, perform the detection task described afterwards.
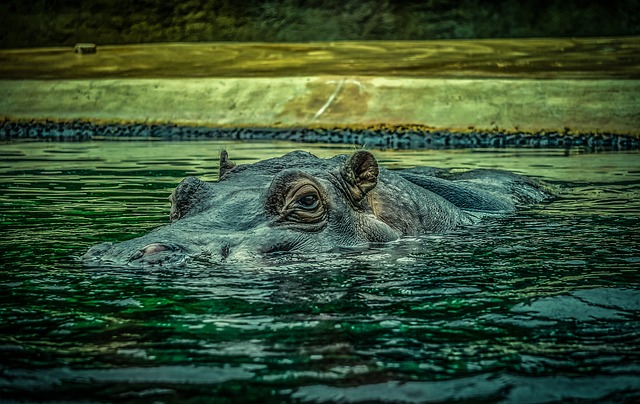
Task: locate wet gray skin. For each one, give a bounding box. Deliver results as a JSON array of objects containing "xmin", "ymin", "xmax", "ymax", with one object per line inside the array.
[{"xmin": 83, "ymin": 150, "xmax": 552, "ymax": 266}]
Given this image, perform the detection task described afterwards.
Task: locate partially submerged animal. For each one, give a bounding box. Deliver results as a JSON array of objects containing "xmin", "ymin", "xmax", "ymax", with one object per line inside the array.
[{"xmin": 83, "ymin": 150, "xmax": 551, "ymax": 265}]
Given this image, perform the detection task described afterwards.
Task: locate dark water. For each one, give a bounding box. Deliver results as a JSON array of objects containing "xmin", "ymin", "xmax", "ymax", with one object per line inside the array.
[{"xmin": 1, "ymin": 141, "xmax": 639, "ymax": 402}]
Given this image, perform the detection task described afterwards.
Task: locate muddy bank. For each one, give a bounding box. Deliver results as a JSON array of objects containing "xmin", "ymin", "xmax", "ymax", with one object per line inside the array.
[{"xmin": 1, "ymin": 38, "xmax": 638, "ymax": 80}]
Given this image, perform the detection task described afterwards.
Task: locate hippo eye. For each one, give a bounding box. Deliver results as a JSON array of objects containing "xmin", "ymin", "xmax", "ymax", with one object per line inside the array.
[
  {"xmin": 295, "ymin": 194, "xmax": 319, "ymax": 210},
  {"xmin": 266, "ymin": 171, "xmax": 327, "ymax": 229},
  {"xmin": 284, "ymin": 183, "xmax": 326, "ymax": 224}
]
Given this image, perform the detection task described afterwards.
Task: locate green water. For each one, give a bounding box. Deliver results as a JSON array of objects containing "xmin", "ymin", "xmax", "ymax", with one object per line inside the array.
[{"xmin": 1, "ymin": 141, "xmax": 639, "ymax": 402}]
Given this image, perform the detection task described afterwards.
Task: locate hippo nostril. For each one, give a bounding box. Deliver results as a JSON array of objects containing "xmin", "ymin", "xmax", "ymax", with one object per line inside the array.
[
  {"xmin": 142, "ymin": 243, "xmax": 171, "ymax": 255},
  {"xmin": 129, "ymin": 243, "xmax": 180, "ymax": 262}
]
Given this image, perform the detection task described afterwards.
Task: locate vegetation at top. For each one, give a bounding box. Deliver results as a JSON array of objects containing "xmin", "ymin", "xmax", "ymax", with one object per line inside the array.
[{"xmin": 1, "ymin": 0, "xmax": 638, "ymax": 48}]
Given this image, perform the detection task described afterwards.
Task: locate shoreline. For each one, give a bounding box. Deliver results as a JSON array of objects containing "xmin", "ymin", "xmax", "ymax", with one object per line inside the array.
[{"xmin": 1, "ymin": 38, "xmax": 639, "ymax": 139}]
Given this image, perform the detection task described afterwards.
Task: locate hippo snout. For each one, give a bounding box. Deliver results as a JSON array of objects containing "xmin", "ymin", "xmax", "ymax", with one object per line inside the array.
[
  {"xmin": 82, "ymin": 240, "xmax": 192, "ymax": 266},
  {"xmin": 82, "ymin": 236, "xmax": 246, "ymax": 266}
]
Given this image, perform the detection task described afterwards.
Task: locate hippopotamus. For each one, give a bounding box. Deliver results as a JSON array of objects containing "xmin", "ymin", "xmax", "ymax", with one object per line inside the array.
[{"xmin": 83, "ymin": 150, "xmax": 551, "ymax": 266}]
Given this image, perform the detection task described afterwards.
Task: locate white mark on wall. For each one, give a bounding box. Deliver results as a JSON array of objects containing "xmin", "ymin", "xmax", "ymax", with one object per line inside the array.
[{"xmin": 313, "ymin": 79, "xmax": 365, "ymax": 120}]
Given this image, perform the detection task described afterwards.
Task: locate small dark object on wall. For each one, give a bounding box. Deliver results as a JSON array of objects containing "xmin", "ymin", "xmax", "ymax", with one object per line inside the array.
[{"xmin": 74, "ymin": 43, "xmax": 97, "ymax": 54}]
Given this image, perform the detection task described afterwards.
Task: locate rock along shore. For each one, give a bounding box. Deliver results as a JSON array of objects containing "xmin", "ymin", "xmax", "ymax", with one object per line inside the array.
[{"xmin": 2, "ymin": 120, "xmax": 638, "ymax": 150}]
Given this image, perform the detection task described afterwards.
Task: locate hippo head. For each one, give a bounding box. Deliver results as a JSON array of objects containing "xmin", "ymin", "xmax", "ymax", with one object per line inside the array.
[{"xmin": 83, "ymin": 150, "xmax": 416, "ymax": 266}]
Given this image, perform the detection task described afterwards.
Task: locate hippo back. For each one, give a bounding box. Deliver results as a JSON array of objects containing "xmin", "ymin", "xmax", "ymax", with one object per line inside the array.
[{"xmin": 397, "ymin": 167, "xmax": 551, "ymax": 213}]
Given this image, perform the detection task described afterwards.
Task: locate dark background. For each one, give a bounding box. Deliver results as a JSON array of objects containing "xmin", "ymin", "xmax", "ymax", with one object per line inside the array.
[{"xmin": 1, "ymin": 0, "xmax": 639, "ymax": 48}]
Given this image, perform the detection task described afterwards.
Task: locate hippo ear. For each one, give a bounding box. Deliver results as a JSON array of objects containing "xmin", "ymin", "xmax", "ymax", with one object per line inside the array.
[
  {"xmin": 219, "ymin": 150, "xmax": 236, "ymax": 179},
  {"xmin": 170, "ymin": 176, "xmax": 206, "ymax": 222},
  {"xmin": 340, "ymin": 150, "xmax": 379, "ymax": 202}
]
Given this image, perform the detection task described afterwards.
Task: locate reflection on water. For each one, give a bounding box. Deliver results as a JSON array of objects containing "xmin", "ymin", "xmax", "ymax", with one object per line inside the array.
[{"xmin": 0, "ymin": 141, "xmax": 639, "ymax": 401}]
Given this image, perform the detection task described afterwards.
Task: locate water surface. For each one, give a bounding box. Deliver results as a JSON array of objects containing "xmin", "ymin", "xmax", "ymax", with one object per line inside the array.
[{"xmin": 1, "ymin": 141, "xmax": 639, "ymax": 402}]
